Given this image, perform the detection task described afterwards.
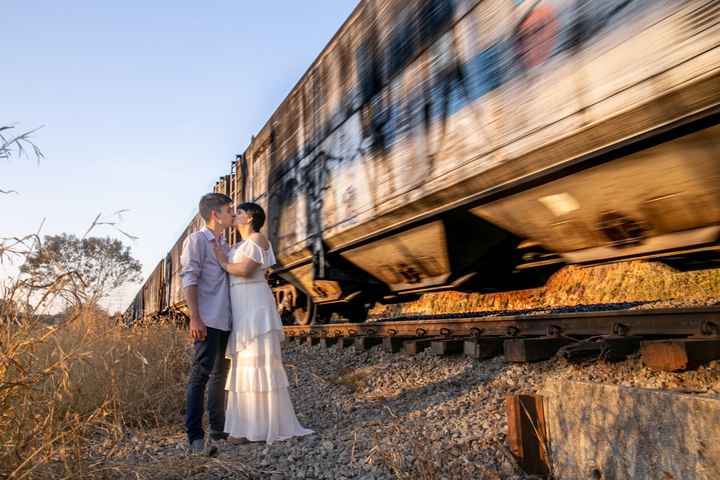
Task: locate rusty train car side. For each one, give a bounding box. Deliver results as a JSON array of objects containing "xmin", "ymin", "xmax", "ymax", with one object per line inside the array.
[{"xmin": 127, "ymin": 0, "xmax": 720, "ymax": 325}]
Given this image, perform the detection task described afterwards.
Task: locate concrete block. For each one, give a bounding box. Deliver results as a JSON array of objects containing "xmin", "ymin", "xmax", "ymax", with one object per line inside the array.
[{"xmin": 542, "ymin": 379, "xmax": 720, "ymax": 479}]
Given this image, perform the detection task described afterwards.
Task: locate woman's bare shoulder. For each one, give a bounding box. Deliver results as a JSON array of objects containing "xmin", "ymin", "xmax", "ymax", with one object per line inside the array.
[{"xmin": 249, "ymin": 232, "xmax": 270, "ymax": 250}]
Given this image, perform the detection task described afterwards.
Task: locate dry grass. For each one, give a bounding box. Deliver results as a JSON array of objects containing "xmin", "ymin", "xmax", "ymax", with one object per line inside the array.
[
  {"xmin": 0, "ymin": 309, "xmax": 190, "ymax": 479},
  {"xmin": 371, "ymin": 261, "xmax": 720, "ymax": 317}
]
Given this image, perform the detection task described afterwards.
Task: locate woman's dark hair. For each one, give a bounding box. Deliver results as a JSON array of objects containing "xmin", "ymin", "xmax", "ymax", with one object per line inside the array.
[{"xmin": 238, "ymin": 202, "xmax": 266, "ymax": 232}]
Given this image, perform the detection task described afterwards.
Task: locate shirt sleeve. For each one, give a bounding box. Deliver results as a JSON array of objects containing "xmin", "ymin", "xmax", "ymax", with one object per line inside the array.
[{"xmin": 180, "ymin": 234, "xmax": 204, "ymax": 288}]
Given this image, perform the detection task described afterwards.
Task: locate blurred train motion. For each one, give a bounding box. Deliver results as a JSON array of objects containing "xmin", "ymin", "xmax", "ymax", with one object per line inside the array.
[{"xmin": 126, "ymin": 0, "xmax": 720, "ymax": 326}]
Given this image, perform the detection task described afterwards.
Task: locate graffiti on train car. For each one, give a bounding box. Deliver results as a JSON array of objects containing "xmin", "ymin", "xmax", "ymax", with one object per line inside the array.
[{"xmin": 265, "ymin": 0, "xmax": 663, "ymax": 263}]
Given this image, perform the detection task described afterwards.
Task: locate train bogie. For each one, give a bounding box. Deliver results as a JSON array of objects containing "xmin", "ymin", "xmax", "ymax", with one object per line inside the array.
[{"xmin": 474, "ymin": 125, "xmax": 720, "ymax": 269}]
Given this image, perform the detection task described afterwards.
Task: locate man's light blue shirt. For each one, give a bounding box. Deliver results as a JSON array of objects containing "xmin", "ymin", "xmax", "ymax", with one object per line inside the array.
[{"xmin": 179, "ymin": 227, "xmax": 232, "ymax": 332}]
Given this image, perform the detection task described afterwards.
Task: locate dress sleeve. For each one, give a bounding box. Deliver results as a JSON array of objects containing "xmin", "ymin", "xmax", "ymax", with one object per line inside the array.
[
  {"xmin": 266, "ymin": 245, "xmax": 277, "ymax": 267},
  {"xmin": 235, "ymin": 240, "xmax": 264, "ymax": 265}
]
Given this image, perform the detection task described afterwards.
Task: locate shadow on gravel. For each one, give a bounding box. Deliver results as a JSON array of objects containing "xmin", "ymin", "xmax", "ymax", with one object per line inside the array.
[{"xmin": 338, "ymin": 357, "xmax": 512, "ymax": 426}]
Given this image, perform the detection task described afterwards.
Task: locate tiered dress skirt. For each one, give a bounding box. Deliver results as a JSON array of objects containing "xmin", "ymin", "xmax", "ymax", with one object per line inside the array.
[{"xmin": 224, "ymin": 279, "xmax": 313, "ymax": 444}]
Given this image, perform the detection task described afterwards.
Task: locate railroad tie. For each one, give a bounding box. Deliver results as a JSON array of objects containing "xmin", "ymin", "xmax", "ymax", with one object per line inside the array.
[
  {"xmin": 319, "ymin": 337, "xmax": 338, "ymax": 349},
  {"xmin": 641, "ymin": 337, "xmax": 720, "ymax": 371},
  {"xmin": 382, "ymin": 336, "xmax": 413, "ymax": 354},
  {"xmin": 354, "ymin": 336, "xmax": 382, "ymax": 352},
  {"xmin": 336, "ymin": 338, "xmax": 355, "ymax": 350},
  {"xmin": 464, "ymin": 338, "xmax": 504, "ymax": 360},
  {"xmin": 503, "ymin": 337, "xmax": 574, "ymax": 363},
  {"xmin": 431, "ymin": 338, "xmax": 464, "ymax": 356},
  {"xmin": 403, "ymin": 338, "xmax": 434, "ymax": 355},
  {"xmin": 506, "ymin": 394, "xmax": 550, "ymax": 477}
]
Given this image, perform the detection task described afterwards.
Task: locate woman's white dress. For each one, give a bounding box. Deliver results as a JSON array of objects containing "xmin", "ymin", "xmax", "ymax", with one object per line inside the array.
[{"xmin": 224, "ymin": 239, "xmax": 313, "ymax": 444}]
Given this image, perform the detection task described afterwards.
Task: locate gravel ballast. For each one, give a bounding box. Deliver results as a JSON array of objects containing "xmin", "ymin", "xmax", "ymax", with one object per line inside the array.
[{"xmin": 94, "ymin": 338, "xmax": 720, "ymax": 479}]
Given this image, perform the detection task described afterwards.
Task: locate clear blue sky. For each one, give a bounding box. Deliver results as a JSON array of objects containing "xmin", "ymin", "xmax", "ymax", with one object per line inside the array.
[{"xmin": 1, "ymin": 0, "xmax": 359, "ymax": 313}]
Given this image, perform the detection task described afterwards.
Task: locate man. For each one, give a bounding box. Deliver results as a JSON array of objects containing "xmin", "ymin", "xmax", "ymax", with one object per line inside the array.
[{"xmin": 180, "ymin": 193, "xmax": 234, "ymax": 455}]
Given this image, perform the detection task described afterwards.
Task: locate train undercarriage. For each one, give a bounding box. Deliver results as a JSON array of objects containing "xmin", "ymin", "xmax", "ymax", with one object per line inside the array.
[{"xmin": 271, "ymin": 117, "xmax": 720, "ymax": 326}]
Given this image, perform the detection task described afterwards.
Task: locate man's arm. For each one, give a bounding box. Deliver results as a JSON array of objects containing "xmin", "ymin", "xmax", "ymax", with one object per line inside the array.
[
  {"xmin": 183, "ymin": 285, "xmax": 206, "ymax": 341},
  {"xmin": 180, "ymin": 235, "xmax": 207, "ymax": 341}
]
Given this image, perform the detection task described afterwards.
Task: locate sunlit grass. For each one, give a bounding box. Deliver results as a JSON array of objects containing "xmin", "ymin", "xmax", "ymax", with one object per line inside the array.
[{"xmin": 371, "ymin": 261, "xmax": 720, "ymax": 317}]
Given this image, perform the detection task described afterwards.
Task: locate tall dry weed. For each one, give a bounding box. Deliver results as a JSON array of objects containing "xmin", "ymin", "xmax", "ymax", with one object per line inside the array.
[{"xmin": 0, "ymin": 307, "xmax": 190, "ymax": 479}]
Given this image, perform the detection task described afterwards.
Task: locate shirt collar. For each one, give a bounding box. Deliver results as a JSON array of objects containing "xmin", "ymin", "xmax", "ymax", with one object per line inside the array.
[{"xmin": 201, "ymin": 227, "xmax": 224, "ymax": 243}]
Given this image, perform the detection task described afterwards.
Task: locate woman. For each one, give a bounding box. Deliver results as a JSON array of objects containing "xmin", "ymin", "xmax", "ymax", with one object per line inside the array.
[{"xmin": 212, "ymin": 202, "xmax": 313, "ymax": 444}]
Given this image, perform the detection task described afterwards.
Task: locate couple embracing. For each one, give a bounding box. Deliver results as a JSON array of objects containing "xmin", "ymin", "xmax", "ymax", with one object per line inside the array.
[{"xmin": 180, "ymin": 193, "xmax": 313, "ymax": 455}]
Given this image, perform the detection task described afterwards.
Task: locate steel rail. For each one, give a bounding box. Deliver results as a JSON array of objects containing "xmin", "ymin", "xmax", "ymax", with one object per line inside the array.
[{"xmin": 283, "ymin": 307, "xmax": 720, "ymax": 339}]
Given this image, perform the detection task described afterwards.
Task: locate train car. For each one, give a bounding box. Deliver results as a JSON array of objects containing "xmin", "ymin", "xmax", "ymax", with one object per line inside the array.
[
  {"xmin": 142, "ymin": 260, "xmax": 165, "ymax": 321},
  {"xmin": 122, "ymin": 302, "xmax": 133, "ymax": 326},
  {"xmin": 126, "ymin": 0, "xmax": 720, "ymax": 326},
  {"xmin": 223, "ymin": 0, "xmax": 720, "ymax": 325},
  {"xmin": 125, "ymin": 289, "xmax": 144, "ymax": 325}
]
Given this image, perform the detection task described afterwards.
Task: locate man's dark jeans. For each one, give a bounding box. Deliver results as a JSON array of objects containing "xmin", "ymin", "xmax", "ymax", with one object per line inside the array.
[{"xmin": 186, "ymin": 326, "xmax": 230, "ymax": 443}]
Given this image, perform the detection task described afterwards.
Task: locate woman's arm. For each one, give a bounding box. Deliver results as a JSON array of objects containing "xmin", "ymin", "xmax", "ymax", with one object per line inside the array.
[{"xmin": 212, "ymin": 241, "xmax": 261, "ymax": 277}]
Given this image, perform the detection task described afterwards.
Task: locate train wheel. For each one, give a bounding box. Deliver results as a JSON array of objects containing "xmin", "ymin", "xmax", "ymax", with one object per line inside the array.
[
  {"xmin": 274, "ymin": 285, "xmax": 315, "ymax": 326},
  {"xmin": 292, "ymin": 297, "xmax": 316, "ymax": 326},
  {"xmin": 280, "ymin": 309, "xmax": 295, "ymax": 326}
]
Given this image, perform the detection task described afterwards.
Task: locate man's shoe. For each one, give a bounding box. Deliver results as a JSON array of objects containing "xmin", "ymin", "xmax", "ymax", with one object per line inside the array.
[
  {"xmin": 206, "ymin": 444, "xmax": 219, "ymax": 457},
  {"xmin": 189, "ymin": 438, "xmax": 205, "ymax": 455},
  {"xmin": 209, "ymin": 430, "xmax": 229, "ymax": 441},
  {"xmin": 189, "ymin": 438, "xmax": 219, "ymax": 457}
]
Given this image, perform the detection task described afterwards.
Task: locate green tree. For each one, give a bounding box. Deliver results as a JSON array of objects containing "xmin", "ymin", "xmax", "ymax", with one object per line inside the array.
[{"xmin": 20, "ymin": 234, "xmax": 142, "ymax": 307}]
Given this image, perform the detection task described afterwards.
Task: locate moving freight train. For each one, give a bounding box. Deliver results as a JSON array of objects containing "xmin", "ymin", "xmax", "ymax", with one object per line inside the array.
[{"xmin": 126, "ymin": 0, "xmax": 720, "ymax": 326}]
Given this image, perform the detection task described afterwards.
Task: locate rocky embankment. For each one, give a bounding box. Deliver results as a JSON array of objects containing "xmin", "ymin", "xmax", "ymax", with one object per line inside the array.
[{"xmin": 90, "ymin": 337, "xmax": 720, "ymax": 479}]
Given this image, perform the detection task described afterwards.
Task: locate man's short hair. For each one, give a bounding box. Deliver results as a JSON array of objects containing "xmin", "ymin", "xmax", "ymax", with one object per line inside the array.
[{"xmin": 199, "ymin": 193, "xmax": 232, "ymax": 222}]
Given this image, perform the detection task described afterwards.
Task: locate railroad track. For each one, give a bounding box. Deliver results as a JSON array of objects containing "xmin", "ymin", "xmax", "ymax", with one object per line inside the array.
[
  {"xmin": 283, "ymin": 306, "xmax": 720, "ymax": 339},
  {"xmin": 284, "ymin": 306, "xmax": 720, "ymax": 366}
]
